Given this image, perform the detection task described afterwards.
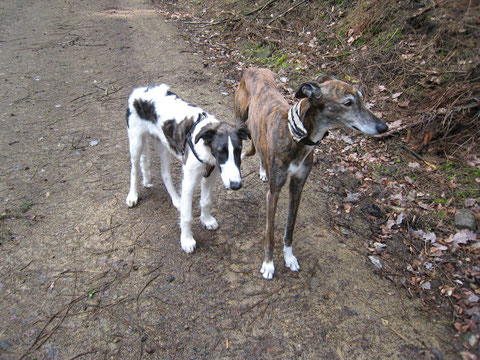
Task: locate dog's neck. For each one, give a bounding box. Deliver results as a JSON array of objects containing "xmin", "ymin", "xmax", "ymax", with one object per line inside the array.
[
  {"xmin": 185, "ymin": 113, "xmax": 216, "ymax": 177},
  {"xmin": 288, "ymin": 99, "xmax": 329, "ymax": 146}
]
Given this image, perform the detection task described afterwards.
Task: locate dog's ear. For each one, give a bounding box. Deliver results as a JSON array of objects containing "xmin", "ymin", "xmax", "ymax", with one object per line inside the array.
[
  {"xmin": 315, "ymin": 75, "xmax": 336, "ymax": 84},
  {"xmin": 236, "ymin": 124, "xmax": 251, "ymax": 141},
  {"xmin": 195, "ymin": 125, "xmax": 217, "ymax": 145},
  {"xmin": 295, "ymin": 82, "xmax": 322, "ymax": 99}
]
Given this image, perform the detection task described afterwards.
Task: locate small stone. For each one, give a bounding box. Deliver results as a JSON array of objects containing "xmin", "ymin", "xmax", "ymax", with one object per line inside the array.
[
  {"xmin": 364, "ymin": 204, "xmax": 383, "ymax": 218},
  {"xmin": 0, "ymin": 340, "xmax": 12, "ymax": 349},
  {"xmin": 145, "ymin": 346, "xmax": 155, "ymax": 354},
  {"xmin": 368, "ymin": 256, "xmax": 383, "ymax": 270},
  {"xmin": 374, "ymin": 242, "xmax": 387, "ymax": 252},
  {"xmin": 421, "ymin": 281, "xmax": 431, "ymax": 290},
  {"xmin": 141, "ymin": 335, "xmax": 148, "ymax": 342},
  {"xmin": 468, "ymin": 294, "xmax": 479, "ymax": 303},
  {"xmin": 455, "ymin": 208, "xmax": 477, "ymax": 231},
  {"xmin": 166, "ymin": 275, "xmax": 175, "ymax": 282}
]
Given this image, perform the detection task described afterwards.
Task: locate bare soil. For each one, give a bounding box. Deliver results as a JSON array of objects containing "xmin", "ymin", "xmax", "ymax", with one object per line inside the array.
[{"xmin": 0, "ymin": 0, "xmax": 459, "ymax": 359}]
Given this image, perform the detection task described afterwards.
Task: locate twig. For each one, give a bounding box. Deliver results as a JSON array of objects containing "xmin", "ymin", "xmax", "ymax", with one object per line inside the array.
[
  {"xmin": 240, "ymin": 285, "xmax": 284, "ymax": 316},
  {"xmin": 136, "ymin": 273, "xmax": 162, "ymax": 306},
  {"xmin": 69, "ymin": 350, "xmax": 98, "ymax": 360},
  {"xmin": 267, "ymin": 0, "xmax": 309, "ymax": 25},
  {"xmin": 400, "ymin": 144, "xmax": 437, "ymax": 170},
  {"xmin": 244, "ymin": 0, "xmax": 278, "ymax": 17}
]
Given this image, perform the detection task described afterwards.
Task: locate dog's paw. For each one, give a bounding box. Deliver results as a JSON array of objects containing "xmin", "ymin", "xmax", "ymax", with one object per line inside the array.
[
  {"xmin": 259, "ymin": 168, "xmax": 268, "ymax": 182},
  {"xmin": 181, "ymin": 236, "xmax": 196, "ymax": 253},
  {"xmin": 126, "ymin": 192, "xmax": 138, "ymax": 207},
  {"xmin": 142, "ymin": 180, "xmax": 153, "ymax": 188},
  {"xmin": 284, "ymin": 247, "xmax": 300, "ymax": 272},
  {"xmin": 260, "ymin": 260, "xmax": 275, "ymax": 280},
  {"xmin": 201, "ymin": 215, "xmax": 218, "ymax": 230}
]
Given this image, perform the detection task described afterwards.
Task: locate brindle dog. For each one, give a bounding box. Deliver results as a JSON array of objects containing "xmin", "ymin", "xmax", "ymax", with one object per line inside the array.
[{"xmin": 234, "ymin": 68, "xmax": 388, "ymax": 279}]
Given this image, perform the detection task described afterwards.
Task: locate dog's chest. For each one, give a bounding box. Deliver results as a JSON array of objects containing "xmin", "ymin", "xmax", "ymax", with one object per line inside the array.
[{"xmin": 287, "ymin": 147, "xmax": 313, "ymax": 176}]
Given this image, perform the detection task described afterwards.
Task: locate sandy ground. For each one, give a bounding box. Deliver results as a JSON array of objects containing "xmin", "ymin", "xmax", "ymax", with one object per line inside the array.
[{"xmin": 0, "ymin": 0, "xmax": 457, "ymax": 359}]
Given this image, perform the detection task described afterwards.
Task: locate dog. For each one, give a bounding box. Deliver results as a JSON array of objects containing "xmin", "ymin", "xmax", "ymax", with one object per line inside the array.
[
  {"xmin": 234, "ymin": 68, "xmax": 388, "ymax": 279},
  {"xmin": 126, "ymin": 84, "xmax": 250, "ymax": 253}
]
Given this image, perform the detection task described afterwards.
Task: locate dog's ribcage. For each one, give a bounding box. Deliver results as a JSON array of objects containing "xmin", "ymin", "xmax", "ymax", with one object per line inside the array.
[{"xmin": 127, "ymin": 84, "xmax": 207, "ymax": 159}]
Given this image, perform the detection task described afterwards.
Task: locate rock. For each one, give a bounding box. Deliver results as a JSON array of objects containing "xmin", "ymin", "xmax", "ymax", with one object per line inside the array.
[
  {"xmin": 455, "ymin": 208, "xmax": 477, "ymax": 231},
  {"xmin": 368, "ymin": 256, "xmax": 383, "ymax": 270},
  {"xmin": 145, "ymin": 346, "xmax": 155, "ymax": 354},
  {"xmin": 363, "ymin": 204, "xmax": 383, "ymax": 218},
  {"xmin": 45, "ymin": 343, "xmax": 58, "ymax": 359},
  {"xmin": 0, "ymin": 339, "xmax": 12, "ymax": 349}
]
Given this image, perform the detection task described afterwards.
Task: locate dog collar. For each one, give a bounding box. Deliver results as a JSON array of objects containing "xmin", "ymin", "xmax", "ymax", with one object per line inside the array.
[
  {"xmin": 287, "ymin": 100, "xmax": 319, "ymax": 146},
  {"xmin": 185, "ymin": 113, "xmax": 216, "ymax": 178}
]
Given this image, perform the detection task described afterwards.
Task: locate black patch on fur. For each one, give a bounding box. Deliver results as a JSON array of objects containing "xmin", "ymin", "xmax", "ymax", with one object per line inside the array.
[
  {"xmin": 162, "ymin": 117, "xmax": 195, "ymax": 156},
  {"xmin": 126, "ymin": 107, "xmax": 131, "ymax": 128},
  {"xmin": 133, "ymin": 99, "xmax": 157, "ymax": 123}
]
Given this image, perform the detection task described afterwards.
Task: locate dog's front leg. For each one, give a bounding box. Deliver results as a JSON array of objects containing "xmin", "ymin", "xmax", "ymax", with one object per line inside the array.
[
  {"xmin": 200, "ymin": 170, "xmax": 219, "ymax": 230},
  {"xmin": 260, "ymin": 188, "xmax": 280, "ymax": 279},
  {"xmin": 180, "ymin": 162, "xmax": 203, "ymax": 253},
  {"xmin": 283, "ymin": 157, "xmax": 313, "ymax": 272}
]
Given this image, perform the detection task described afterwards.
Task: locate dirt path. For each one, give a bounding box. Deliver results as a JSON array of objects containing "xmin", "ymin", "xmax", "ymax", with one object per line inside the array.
[{"xmin": 0, "ymin": 0, "xmax": 457, "ymax": 359}]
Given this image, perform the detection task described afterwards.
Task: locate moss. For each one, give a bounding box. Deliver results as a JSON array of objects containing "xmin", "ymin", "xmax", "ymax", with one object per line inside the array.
[
  {"xmin": 20, "ymin": 200, "xmax": 35, "ymax": 213},
  {"xmin": 352, "ymin": 35, "xmax": 367, "ymax": 47}
]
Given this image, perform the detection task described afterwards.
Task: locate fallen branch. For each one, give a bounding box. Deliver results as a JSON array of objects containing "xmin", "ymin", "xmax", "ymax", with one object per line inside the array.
[
  {"xmin": 267, "ymin": 0, "xmax": 309, "ymax": 25},
  {"xmin": 244, "ymin": 0, "xmax": 279, "ymax": 17}
]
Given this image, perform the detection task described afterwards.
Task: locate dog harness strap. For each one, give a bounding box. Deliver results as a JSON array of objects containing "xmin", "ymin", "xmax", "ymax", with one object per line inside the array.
[
  {"xmin": 287, "ymin": 100, "xmax": 320, "ymax": 146},
  {"xmin": 185, "ymin": 112, "xmax": 216, "ymax": 178}
]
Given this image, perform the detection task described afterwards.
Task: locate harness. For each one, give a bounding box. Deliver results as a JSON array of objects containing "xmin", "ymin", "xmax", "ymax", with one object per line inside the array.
[
  {"xmin": 185, "ymin": 112, "xmax": 215, "ymax": 178},
  {"xmin": 287, "ymin": 99, "xmax": 324, "ymax": 146}
]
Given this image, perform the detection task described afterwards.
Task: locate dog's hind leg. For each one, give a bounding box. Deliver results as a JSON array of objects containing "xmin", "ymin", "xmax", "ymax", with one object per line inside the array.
[
  {"xmin": 126, "ymin": 130, "xmax": 145, "ymax": 207},
  {"xmin": 140, "ymin": 136, "xmax": 153, "ymax": 188},
  {"xmin": 283, "ymin": 156, "xmax": 313, "ymax": 272},
  {"xmin": 154, "ymin": 140, "xmax": 180, "ymax": 210},
  {"xmin": 200, "ymin": 170, "xmax": 219, "ymax": 230},
  {"xmin": 259, "ymin": 161, "xmax": 268, "ymax": 182}
]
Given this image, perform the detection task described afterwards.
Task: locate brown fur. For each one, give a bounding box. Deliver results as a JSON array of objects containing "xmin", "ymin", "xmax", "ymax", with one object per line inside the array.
[{"xmin": 235, "ymin": 67, "xmax": 387, "ymax": 279}]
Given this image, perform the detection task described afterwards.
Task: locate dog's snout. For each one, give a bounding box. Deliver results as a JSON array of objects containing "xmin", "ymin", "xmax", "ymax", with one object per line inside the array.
[
  {"xmin": 229, "ymin": 181, "xmax": 242, "ymax": 190},
  {"xmin": 376, "ymin": 122, "xmax": 388, "ymax": 134}
]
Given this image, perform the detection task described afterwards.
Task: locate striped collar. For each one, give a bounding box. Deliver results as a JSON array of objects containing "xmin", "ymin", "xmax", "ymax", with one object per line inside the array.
[{"xmin": 287, "ymin": 99, "xmax": 319, "ymax": 146}]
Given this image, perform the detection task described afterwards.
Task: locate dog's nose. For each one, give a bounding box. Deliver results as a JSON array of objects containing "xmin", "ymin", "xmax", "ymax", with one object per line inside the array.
[
  {"xmin": 229, "ymin": 181, "xmax": 242, "ymax": 190},
  {"xmin": 376, "ymin": 122, "xmax": 388, "ymax": 134}
]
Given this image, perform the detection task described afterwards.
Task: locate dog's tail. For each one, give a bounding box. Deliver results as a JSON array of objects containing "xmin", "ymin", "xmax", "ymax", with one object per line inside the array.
[
  {"xmin": 235, "ymin": 77, "xmax": 256, "ymax": 158},
  {"xmin": 234, "ymin": 77, "xmax": 250, "ymax": 123}
]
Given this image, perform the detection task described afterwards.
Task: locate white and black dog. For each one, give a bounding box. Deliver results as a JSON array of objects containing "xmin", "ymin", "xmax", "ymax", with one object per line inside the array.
[{"xmin": 126, "ymin": 84, "xmax": 250, "ymax": 252}]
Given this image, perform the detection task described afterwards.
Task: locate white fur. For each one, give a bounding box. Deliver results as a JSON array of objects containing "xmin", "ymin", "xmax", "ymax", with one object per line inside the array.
[
  {"xmin": 284, "ymin": 246, "xmax": 300, "ymax": 271},
  {"xmin": 259, "ymin": 162, "xmax": 268, "ymax": 182},
  {"xmin": 260, "ymin": 260, "xmax": 275, "ymax": 280},
  {"xmin": 126, "ymin": 84, "xmax": 234, "ymax": 252},
  {"xmin": 219, "ymin": 137, "xmax": 241, "ymax": 189}
]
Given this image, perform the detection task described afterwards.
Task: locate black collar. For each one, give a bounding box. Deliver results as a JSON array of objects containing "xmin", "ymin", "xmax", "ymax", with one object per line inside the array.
[
  {"xmin": 185, "ymin": 112, "xmax": 215, "ymax": 178},
  {"xmin": 299, "ymin": 130, "xmax": 329, "ymax": 146}
]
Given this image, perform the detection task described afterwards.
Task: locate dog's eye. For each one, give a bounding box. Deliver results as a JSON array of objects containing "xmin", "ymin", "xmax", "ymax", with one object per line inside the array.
[{"xmin": 343, "ymin": 100, "xmax": 353, "ymax": 107}]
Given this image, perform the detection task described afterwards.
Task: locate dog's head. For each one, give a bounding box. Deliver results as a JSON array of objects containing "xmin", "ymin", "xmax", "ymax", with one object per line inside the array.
[
  {"xmin": 295, "ymin": 76, "xmax": 388, "ymax": 135},
  {"xmin": 195, "ymin": 123, "xmax": 250, "ymax": 190}
]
